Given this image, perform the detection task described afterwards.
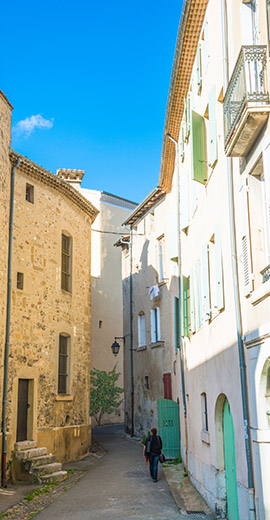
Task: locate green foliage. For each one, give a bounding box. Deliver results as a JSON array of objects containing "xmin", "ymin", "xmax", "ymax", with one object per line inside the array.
[
  {"xmin": 24, "ymin": 481, "xmax": 57, "ymax": 502},
  {"xmin": 90, "ymin": 366, "xmax": 123, "ymax": 426}
]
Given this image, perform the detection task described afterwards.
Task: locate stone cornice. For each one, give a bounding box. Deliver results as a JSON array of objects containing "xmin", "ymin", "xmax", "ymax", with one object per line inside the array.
[
  {"xmin": 10, "ymin": 151, "xmax": 99, "ymax": 221},
  {"xmin": 158, "ymin": 0, "xmax": 208, "ymax": 192}
]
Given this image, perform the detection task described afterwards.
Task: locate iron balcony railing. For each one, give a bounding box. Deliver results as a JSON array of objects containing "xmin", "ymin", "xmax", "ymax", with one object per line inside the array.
[{"xmin": 223, "ymin": 45, "xmax": 269, "ymax": 151}]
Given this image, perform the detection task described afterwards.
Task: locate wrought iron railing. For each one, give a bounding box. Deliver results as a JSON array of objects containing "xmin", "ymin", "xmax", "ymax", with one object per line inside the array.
[
  {"xmin": 223, "ymin": 46, "xmax": 269, "ymax": 150},
  {"xmin": 261, "ymin": 264, "xmax": 270, "ymax": 284}
]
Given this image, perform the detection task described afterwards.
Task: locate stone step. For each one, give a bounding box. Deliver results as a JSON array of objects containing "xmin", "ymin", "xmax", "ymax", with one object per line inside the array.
[
  {"xmin": 38, "ymin": 463, "xmax": 62, "ymax": 475},
  {"xmin": 30, "ymin": 455, "xmax": 56, "ymax": 467},
  {"xmin": 40, "ymin": 470, "xmax": 67, "ymax": 483},
  {"xmin": 14, "ymin": 440, "xmax": 37, "ymax": 451},
  {"xmin": 15, "ymin": 447, "xmax": 47, "ymax": 460}
]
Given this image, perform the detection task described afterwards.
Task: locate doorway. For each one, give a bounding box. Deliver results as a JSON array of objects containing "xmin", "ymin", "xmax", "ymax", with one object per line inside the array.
[
  {"xmin": 223, "ymin": 399, "xmax": 239, "ymax": 520},
  {"xmin": 16, "ymin": 379, "xmax": 30, "ymax": 442}
]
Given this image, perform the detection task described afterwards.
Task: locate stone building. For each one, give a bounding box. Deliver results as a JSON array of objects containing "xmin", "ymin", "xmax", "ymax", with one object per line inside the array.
[
  {"xmin": 0, "ymin": 91, "xmax": 98, "ymax": 482},
  {"xmin": 56, "ymin": 169, "xmax": 137, "ymax": 425}
]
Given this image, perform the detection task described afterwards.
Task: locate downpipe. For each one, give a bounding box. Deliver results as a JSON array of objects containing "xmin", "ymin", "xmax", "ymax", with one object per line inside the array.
[{"xmin": 1, "ymin": 157, "xmax": 20, "ymax": 487}]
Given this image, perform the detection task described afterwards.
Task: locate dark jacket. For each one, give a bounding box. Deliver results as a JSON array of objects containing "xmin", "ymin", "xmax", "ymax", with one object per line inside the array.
[{"xmin": 145, "ymin": 434, "xmax": 162, "ymax": 455}]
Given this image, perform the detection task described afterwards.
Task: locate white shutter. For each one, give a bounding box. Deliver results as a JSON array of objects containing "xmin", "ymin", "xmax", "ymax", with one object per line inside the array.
[
  {"xmin": 190, "ymin": 268, "xmax": 195, "ymax": 333},
  {"xmin": 204, "ymin": 19, "xmax": 210, "ymax": 70},
  {"xmin": 181, "ymin": 170, "xmax": 190, "ymax": 230},
  {"xmin": 263, "ymin": 143, "xmax": 270, "ymax": 263},
  {"xmin": 202, "ymin": 243, "xmax": 211, "ymax": 320},
  {"xmin": 151, "ymin": 309, "xmax": 156, "ymax": 343},
  {"xmin": 137, "ymin": 316, "xmax": 141, "ymax": 346},
  {"xmin": 141, "ymin": 314, "xmax": 146, "ymax": 346},
  {"xmin": 239, "ymin": 181, "xmax": 253, "ymax": 295},
  {"xmin": 156, "ymin": 307, "xmax": 161, "ymax": 341},
  {"xmin": 215, "ymin": 226, "xmax": 225, "ymax": 310}
]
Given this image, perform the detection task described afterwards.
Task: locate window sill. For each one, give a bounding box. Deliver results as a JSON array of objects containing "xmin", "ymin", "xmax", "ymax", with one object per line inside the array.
[
  {"xmin": 136, "ymin": 345, "xmax": 147, "ymax": 351},
  {"xmin": 150, "ymin": 341, "xmax": 165, "ymax": 349},
  {"xmin": 201, "ymin": 430, "xmax": 210, "ymax": 445},
  {"xmin": 250, "ymin": 278, "xmax": 270, "ymax": 306},
  {"xmin": 55, "ymin": 394, "xmax": 73, "ymax": 402},
  {"xmin": 61, "ymin": 289, "xmax": 72, "ymax": 296}
]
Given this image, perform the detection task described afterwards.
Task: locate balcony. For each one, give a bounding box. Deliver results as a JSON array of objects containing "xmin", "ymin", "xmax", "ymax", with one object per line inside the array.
[{"xmin": 224, "ymin": 46, "xmax": 270, "ymax": 157}]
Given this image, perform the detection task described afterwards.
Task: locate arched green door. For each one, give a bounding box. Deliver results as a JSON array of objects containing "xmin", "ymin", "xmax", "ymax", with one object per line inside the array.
[{"xmin": 223, "ymin": 400, "xmax": 239, "ymax": 520}]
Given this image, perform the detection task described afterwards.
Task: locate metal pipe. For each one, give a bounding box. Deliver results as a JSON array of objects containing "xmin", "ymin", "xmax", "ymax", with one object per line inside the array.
[
  {"xmin": 166, "ymin": 133, "xmax": 188, "ymax": 469},
  {"xmin": 129, "ymin": 227, "xmax": 134, "ymax": 436},
  {"xmin": 1, "ymin": 157, "xmax": 20, "ymax": 487},
  {"xmin": 221, "ymin": 1, "xmax": 256, "ymax": 518}
]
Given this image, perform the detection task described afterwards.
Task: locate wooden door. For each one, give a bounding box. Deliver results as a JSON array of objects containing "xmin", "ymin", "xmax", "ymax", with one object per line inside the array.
[
  {"xmin": 16, "ymin": 379, "xmax": 29, "ymax": 442},
  {"xmin": 163, "ymin": 373, "xmax": 172, "ymax": 400}
]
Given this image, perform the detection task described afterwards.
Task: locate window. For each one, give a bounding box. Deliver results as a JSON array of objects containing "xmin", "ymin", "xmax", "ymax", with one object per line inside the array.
[
  {"xmin": 157, "ymin": 236, "xmax": 164, "ymax": 283},
  {"xmin": 191, "ymin": 110, "xmax": 207, "ymax": 184},
  {"xmin": 196, "ymin": 44, "xmax": 202, "ymax": 94},
  {"xmin": 138, "ymin": 312, "xmax": 146, "ymax": 347},
  {"xmin": 201, "ymin": 392, "xmax": 208, "ymax": 432},
  {"xmin": 26, "ymin": 183, "xmax": 34, "ymax": 203},
  {"xmin": 163, "ymin": 373, "xmax": 172, "ymax": 400},
  {"xmin": 144, "ymin": 376, "xmax": 149, "ymax": 390},
  {"xmin": 61, "ymin": 234, "xmax": 72, "ymax": 292},
  {"xmin": 174, "ymin": 297, "xmax": 180, "ymax": 351},
  {"xmin": 181, "ymin": 278, "xmax": 190, "ymax": 337},
  {"xmin": 17, "ymin": 272, "xmax": 24, "ymax": 290},
  {"xmin": 150, "ymin": 307, "xmax": 161, "ymax": 343},
  {"xmin": 58, "ymin": 334, "xmax": 70, "ymax": 394}
]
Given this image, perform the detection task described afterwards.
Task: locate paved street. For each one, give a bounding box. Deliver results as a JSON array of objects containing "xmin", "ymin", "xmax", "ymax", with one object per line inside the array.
[{"xmin": 34, "ymin": 424, "xmax": 188, "ymax": 520}]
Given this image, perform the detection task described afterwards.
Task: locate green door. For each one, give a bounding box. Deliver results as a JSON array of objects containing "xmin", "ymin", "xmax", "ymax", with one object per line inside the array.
[
  {"xmin": 158, "ymin": 398, "xmax": 180, "ymax": 459},
  {"xmin": 223, "ymin": 400, "xmax": 239, "ymax": 520}
]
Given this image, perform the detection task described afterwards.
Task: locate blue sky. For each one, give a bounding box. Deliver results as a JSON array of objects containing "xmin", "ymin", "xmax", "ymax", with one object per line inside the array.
[{"xmin": 1, "ymin": 1, "xmax": 182, "ymax": 203}]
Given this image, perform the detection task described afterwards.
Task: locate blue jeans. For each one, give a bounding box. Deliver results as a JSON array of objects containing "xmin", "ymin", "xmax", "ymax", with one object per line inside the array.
[{"xmin": 149, "ymin": 455, "xmax": 159, "ymax": 481}]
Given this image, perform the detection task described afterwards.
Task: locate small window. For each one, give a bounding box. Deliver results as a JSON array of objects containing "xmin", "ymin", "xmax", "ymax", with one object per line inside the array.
[
  {"xmin": 99, "ymin": 320, "xmax": 102, "ymax": 329},
  {"xmin": 17, "ymin": 272, "xmax": 24, "ymax": 290},
  {"xmin": 58, "ymin": 334, "xmax": 70, "ymax": 394},
  {"xmin": 26, "ymin": 183, "xmax": 34, "ymax": 203},
  {"xmin": 201, "ymin": 392, "xmax": 208, "ymax": 432},
  {"xmin": 150, "ymin": 307, "xmax": 161, "ymax": 343},
  {"xmin": 144, "ymin": 376, "xmax": 149, "ymax": 390},
  {"xmin": 61, "ymin": 233, "xmax": 72, "ymax": 292},
  {"xmin": 138, "ymin": 312, "xmax": 146, "ymax": 347}
]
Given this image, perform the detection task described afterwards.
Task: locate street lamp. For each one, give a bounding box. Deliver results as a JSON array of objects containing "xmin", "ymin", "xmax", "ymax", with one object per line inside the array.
[{"xmin": 110, "ymin": 336, "xmax": 125, "ymax": 356}]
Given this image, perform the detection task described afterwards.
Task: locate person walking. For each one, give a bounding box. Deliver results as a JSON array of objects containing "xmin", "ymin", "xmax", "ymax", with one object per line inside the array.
[{"xmin": 143, "ymin": 427, "xmax": 162, "ymax": 483}]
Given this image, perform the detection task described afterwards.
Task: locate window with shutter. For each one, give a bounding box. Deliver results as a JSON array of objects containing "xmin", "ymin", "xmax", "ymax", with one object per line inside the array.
[
  {"xmin": 239, "ymin": 182, "xmax": 253, "ymax": 295},
  {"xmin": 138, "ymin": 313, "xmax": 146, "ymax": 347},
  {"xmin": 209, "ymin": 86, "xmax": 218, "ymax": 167},
  {"xmin": 202, "ymin": 244, "xmax": 211, "ymax": 321},
  {"xmin": 196, "ymin": 44, "xmax": 202, "ymax": 94},
  {"xmin": 190, "ymin": 269, "xmax": 195, "ymax": 333},
  {"xmin": 181, "ymin": 276, "xmax": 190, "ymax": 337},
  {"xmin": 61, "ymin": 233, "xmax": 72, "ymax": 292},
  {"xmin": 191, "ymin": 111, "xmax": 207, "ymax": 184},
  {"xmin": 58, "ymin": 334, "xmax": 70, "ymax": 394},
  {"xmin": 215, "ymin": 226, "xmax": 225, "ymax": 310},
  {"xmin": 174, "ymin": 297, "xmax": 180, "ymax": 351},
  {"xmin": 157, "ymin": 237, "xmax": 164, "ymax": 283},
  {"xmin": 150, "ymin": 307, "xmax": 161, "ymax": 343},
  {"xmin": 185, "ymin": 95, "xmax": 191, "ymax": 140}
]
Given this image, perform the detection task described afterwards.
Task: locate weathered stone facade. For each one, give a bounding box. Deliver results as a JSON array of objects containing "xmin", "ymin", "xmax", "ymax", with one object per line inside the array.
[{"xmin": 0, "ymin": 93, "xmax": 98, "ymax": 476}]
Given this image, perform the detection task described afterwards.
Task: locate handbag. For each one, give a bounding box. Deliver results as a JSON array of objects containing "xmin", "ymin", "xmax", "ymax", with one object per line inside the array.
[{"xmin": 159, "ymin": 453, "xmax": 166, "ymax": 463}]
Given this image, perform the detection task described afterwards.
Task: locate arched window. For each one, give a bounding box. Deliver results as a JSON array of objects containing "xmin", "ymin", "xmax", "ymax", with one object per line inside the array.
[
  {"xmin": 137, "ymin": 312, "xmax": 146, "ymax": 347},
  {"xmin": 58, "ymin": 334, "xmax": 71, "ymax": 394}
]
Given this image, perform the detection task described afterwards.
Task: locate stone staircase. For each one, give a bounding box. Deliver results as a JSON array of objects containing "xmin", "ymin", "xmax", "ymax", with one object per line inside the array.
[{"xmin": 13, "ymin": 441, "xmax": 67, "ymax": 484}]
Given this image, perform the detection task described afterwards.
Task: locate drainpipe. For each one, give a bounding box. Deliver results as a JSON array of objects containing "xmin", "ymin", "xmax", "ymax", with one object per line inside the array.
[
  {"xmin": 221, "ymin": 1, "xmax": 256, "ymax": 518},
  {"xmin": 167, "ymin": 134, "xmax": 188, "ymax": 470},
  {"xmin": 129, "ymin": 227, "xmax": 134, "ymax": 436},
  {"xmin": 1, "ymin": 157, "xmax": 20, "ymax": 487}
]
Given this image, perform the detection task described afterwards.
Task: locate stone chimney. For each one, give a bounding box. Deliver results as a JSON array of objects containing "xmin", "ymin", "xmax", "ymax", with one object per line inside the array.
[{"xmin": 56, "ymin": 169, "xmax": 85, "ymax": 191}]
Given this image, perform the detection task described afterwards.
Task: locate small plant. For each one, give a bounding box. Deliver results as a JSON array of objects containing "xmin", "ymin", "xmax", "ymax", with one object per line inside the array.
[
  {"xmin": 24, "ymin": 481, "xmax": 57, "ymax": 502},
  {"xmin": 183, "ymin": 466, "xmax": 188, "ymax": 477},
  {"xmin": 66, "ymin": 469, "xmax": 75, "ymax": 475},
  {"xmin": 0, "ymin": 513, "xmax": 11, "ymax": 519}
]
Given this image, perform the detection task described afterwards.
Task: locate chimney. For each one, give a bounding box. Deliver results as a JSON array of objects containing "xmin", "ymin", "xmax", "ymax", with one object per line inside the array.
[{"xmin": 56, "ymin": 168, "xmax": 85, "ymax": 190}]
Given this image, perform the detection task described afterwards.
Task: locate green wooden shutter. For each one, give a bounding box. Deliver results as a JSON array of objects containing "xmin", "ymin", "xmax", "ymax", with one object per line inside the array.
[
  {"xmin": 196, "ymin": 45, "xmax": 202, "ymax": 94},
  {"xmin": 191, "ymin": 110, "xmax": 207, "ymax": 184},
  {"xmin": 190, "ymin": 268, "xmax": 195, "ymax": 333},
  {"xmin": 215, "ymin": 226, "xmax": 225, "ymax": 310},
  {"xmin": 181, "ymin": 170, "xmax": 189, "ymax": 230},
  {"xmin": 181, "ymin": 276, "xmax": 190, "ymax": 337},
  {"xmin": 195, "ymin": 259, "xmax": 202, "ymax": 329},
  {"xmin": 180, "ymin": 123, "xmax": 185, "ymax": 162},
  {"xmin": 202, "ymin": 243, "xmax": 211, "ymax": 321},
  {"xmin": 185, "ymin": 95, "xmax": 191, "ymax": 140},
  {"xmin": 209, "ymin": 86, "xmax": 217, "ymax": 167},
  {"xmin": 174, "ymin": 297, "xmax": 179, "ymax": 351}
]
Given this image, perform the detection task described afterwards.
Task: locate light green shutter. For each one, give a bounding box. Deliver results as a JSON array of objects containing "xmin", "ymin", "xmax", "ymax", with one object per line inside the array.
[
  {"xmin": 190, "ymin": 268, "xmax": 195, "ymax": 333},
  {"xmin": 202, "ymin": 244, "xmax": 211, "ymax": 321},
  {"xmin": 181, "ymin": 170, "xmax": 189, "ymax": 230},
  {"xmin": 185, "ymin": 95, "xmax": 191, "ymax": 140},
  {"xmin": 191, "ymin": 111, "xmax": 207, "ymax": 184},
  {"xmin": 209, "ymin": 86, "xmax": 217, "ymax": 167},
  {"xmin": 174, "ymin": 297, "xmax": 180, "ymax": 351},
  {"xmin": 215, "ymin": 226, "xmax": 225, "ymax": 310},
  {"xmin": 196, "ymin": 45, "xmax": 202, "ymax": 94},
  {"xmin": 181, "ymin": 276, "xmax": 190, "ymax": 337},
  {"xmin": 195, "ymin": 260, "xmax": 202, "ymax": 329},
  {"xmin": 180, "ymin": 123, "xmax": 185, "ymax": 162}
]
